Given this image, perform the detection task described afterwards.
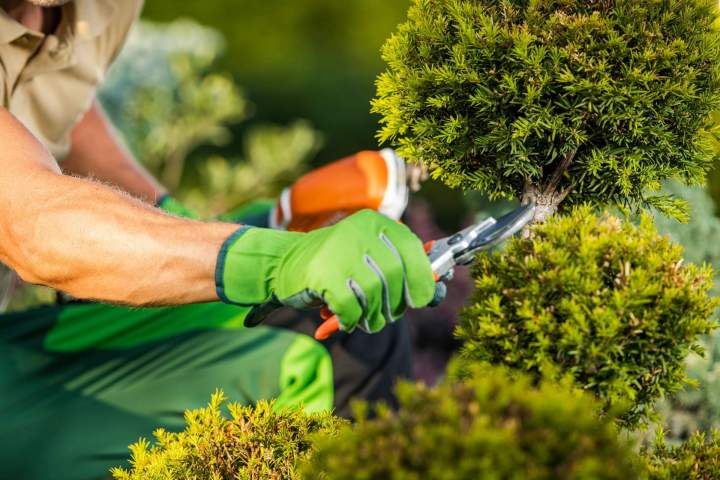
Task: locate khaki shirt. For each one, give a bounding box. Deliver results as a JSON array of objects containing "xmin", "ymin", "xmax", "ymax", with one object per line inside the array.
[
  {"xmin": 0, "ymin": 0, "xmax": 143, "ymax": 309},
  {"xmin": 0, "ymin": 0, "xmax": 143, "ymax": 160}
]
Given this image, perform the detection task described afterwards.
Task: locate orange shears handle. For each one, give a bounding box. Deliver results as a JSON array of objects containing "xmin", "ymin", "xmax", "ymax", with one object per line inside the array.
[
  {"xmin": 314, "ymin": 306, "xmax": 340, "ymax": 340},
  {"xmin": 312, "ymin": 240, "xmax": 438, "ymax": 340}
]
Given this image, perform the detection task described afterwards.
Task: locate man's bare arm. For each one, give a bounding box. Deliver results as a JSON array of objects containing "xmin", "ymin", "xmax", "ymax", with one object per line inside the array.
[
  {"xmin": 0, "ymin": 107, "xmax": 238, "ymax": 305},
  {"xmin": 63, "ymin": 100, "xmax": 166, "ymax": 204}
]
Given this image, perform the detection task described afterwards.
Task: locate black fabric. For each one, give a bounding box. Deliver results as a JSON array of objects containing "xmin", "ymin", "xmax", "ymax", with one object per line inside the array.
[{"xmin": 265, "ymin": 307, "xmax": 413, "ymax": 418}]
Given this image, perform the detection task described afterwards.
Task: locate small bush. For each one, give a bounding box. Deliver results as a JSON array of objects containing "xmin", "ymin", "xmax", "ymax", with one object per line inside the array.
[
  {"xmin": 457, "ymin": 206, "xmax": 717, "ymax": 428},
  {"xmin": 644, "ymin": 428, "xmax": 720, "ymax": 479},
  {"xmin": 300, "ymin": 364, "xmax": 641, "ymax": 479},
  {"xmin": 111, "ymin": 390, "xmax": 343, "ymax": 480},
  {"xmin": 373, "ymin": 0, "xmax": 720, "ymax": 221}
]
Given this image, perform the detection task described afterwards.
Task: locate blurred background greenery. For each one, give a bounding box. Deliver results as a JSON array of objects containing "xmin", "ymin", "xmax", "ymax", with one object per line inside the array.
[{"xmin": 140, "ymin": 0, "xmax": 410, "ymax": 166}]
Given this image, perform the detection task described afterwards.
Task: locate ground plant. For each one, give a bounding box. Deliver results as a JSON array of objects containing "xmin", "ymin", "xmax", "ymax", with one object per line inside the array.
[
  {"xmin": 457, "ymin": 207, "xmax": 718, "ymax": 428},
  {"xmin": 373, "ymin": 0, "xmax": 720, "ymax": 222},
  {"xmin": 644, "ymin": 428, "xmax": 720, "ymax": 479},
  {"xmin": 300, "ymin": 364, "xmax": 642, "ymax": 479},
  {"xmin": 111, "ymin": 391, "xmax": 343, "ymax": 480}
]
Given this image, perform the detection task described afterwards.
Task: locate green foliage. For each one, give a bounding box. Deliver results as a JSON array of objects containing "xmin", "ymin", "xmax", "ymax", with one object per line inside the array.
[
  {"xmin": 111, "ymin": 390, "xmax": 343, "ymax": 480},
  {"xmin": 373, "ymin": 0, "xmax": 720, "ymax": 220},
  {"xmin": 101, "ymin": 19, "xmax": 248, "ymax": 191},
  {"xmin": 457, "ymin": 206, "xmax": 718, "ymax": 429},
  {"xmin": 141, "ymin": 0, "xmax": 413, "ymax": 163},
  {"xmin": 100, "ymin": 19, "xmax": 321, "ymax": 215},
  {"xmin": 183, "ymin": 120, "xmax": 322, "ymax": 216},
  {"xmin": 300, "ymin": 364, "xmax": 641, "ymax": 479},
  {"xmin": 644, "ymin": 428, "xmax": 720, "ymax": 479}
]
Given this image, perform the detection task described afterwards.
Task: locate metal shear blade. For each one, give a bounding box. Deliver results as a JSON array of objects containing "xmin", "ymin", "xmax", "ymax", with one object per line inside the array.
[{"xmin": 429, "ymin": 202, "xmax": 535, "ymax": 279}]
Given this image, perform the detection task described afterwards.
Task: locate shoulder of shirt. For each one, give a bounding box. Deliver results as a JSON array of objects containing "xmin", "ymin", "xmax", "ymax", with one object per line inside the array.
[
  {"xmin": 106, "ymin": 0, "xmax": 145, "ymax": 30},
  {"xmin": 92, "ymin": 0, "xmax": 144, "ymax": 68}
]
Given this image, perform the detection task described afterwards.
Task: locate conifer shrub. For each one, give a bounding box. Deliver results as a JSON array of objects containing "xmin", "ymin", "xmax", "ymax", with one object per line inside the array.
[
  {"xmin": 300, "ymin": 364, "xmax": 642, "ymax": 479},
  {"xmin": 111, "ymin": 390, "xmax": 343, "ymax": 480},
  {"xmin": 457, "ymin": 206, "xmax": 718, "ymax": 429},
  {"xmin": 372, "ymin": 0, "xmax": 720, "ymax": 221},
  {"xmin": 644, "ymin": 428, "xmax": 720, "ymax": 479}
]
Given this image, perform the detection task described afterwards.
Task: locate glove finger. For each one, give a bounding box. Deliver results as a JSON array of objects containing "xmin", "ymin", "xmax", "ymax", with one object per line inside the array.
[
  {"xmin": 348, "ymin": 261, "xmax": 389, "ymax": 333},
  {"xmin": 365, "ymin": 249, "xmax": 405, "ymax": 323},
  {"xmin": 323, "ymin": 280, "xmax": 367, "ymax": 333},
  {"xmin": 363, "ymin": 247, "xmax": 404, "ymax": 324},
  {"xmin": 381, "ymin": 223, "xmax": 435, "ymax": 309}
]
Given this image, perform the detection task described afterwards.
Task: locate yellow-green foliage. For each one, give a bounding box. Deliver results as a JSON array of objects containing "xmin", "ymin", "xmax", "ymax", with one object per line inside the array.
[
  {"xmin": 458, "ymin": 207, "xmax": 718, "ymax": 429},
  {"xmin": 373, "ymin": 0, "xmax": 720, "ymax": 218},
  {"xmin": 645, "ymin": 428, "xmax": 720, "ymax": 479},
  {"xmin": 300, "ymin": 364, "xmax": 642, "ymax": 479},
  {"xmin": 111, "ymin": 390, "xmax": 343, "ymax": 480}
]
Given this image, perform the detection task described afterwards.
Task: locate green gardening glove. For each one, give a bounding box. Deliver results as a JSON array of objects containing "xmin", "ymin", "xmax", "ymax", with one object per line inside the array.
[{"xmin": 215, "ymin": 209, "xmax": 436, "ymax": 333}]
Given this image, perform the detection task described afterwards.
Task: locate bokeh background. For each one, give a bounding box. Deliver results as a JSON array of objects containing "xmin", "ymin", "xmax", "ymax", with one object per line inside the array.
[{"xmin": 141, "ymin": 0, "xmax": 410, "ymax": 166}]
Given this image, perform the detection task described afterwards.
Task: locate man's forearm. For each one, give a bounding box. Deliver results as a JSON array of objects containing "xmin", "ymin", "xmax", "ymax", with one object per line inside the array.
[
  {"xmin": 0, "ymin": 106, "xmax": 236, "ymax": 306},
  {"xmin": 3, "ymin": 168, "xmax": 237, "ymax": 305}
]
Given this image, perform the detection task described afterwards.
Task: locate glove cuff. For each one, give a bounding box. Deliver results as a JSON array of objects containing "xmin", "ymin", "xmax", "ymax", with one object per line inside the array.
[{"xmin": 215, "ymin": 226, "xmax": 303, "ymax": 306}]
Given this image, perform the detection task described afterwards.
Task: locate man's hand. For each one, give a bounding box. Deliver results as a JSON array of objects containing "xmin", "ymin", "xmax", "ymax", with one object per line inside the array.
[{"xmin": 216, "ymin": 210, "xmax": 436, "ymax": 333}]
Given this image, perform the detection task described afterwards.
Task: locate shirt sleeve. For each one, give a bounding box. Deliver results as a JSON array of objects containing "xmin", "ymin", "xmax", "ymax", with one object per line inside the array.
[{"xmin": 99, "ymin": 0, "xmax": 145, "ymax": 71}]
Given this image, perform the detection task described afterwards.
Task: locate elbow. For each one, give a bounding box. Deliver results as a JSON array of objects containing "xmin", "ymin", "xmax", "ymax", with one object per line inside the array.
[
  {"xmin": 0, "ymin": 208, "xmax": 74, "ymax": 291},
  {"xmin": 5, "ymin": 240, "xmax": 70, "ymax": 291},
  {"xmin": 11, "ymin": 257, "xmax": 65, "ymax": 289}
]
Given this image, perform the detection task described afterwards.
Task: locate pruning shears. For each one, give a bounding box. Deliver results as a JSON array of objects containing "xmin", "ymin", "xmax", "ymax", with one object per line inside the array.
[
  {"xmin": 246, "ymin": 203, "xmax": 536, "ymax": 340},
  {"xmin": 312, "ymin": 202, "xmax": 536, "ymax": 339}
]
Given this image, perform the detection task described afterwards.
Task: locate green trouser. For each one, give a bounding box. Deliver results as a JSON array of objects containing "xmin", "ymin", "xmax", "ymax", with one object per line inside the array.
[{"xmin": 0, "ymin": 302, "xmax": 333, "ymax": 480}]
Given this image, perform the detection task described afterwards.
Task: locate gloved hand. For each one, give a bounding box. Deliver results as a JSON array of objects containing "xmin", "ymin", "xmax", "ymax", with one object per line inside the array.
[{"xmin": 216, "ymin": 209, "xmax": 436, "ymax": 333}]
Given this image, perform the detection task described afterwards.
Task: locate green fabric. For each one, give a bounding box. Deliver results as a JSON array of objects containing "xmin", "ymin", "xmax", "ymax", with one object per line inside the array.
[
  {"xmin": 217, "ymin": 209, "xmax": 435, "ymax": 333},
  {"xmin": 218, "ymin": 198, "xmax": 274, "ymax": 225},
  {"xmin": 276, "ymin": 335, "xmax": 334, "ymax": 412},
  {"xmin": 156, "ymin": 194, "xmax": 199, "ymax": 218},
  {"xmin": 157, "ymin": 196, "xmax": 273, "ymax": 225},
  {"xmin": 0, "ymin": 303, "xmax": 333, "ymax": 480},
  {"xmin": 45, "ymin": 302, "xmax": 249, "ymax": 351}
]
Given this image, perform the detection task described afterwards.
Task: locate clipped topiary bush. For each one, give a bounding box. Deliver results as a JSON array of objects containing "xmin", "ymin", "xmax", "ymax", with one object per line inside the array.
[
  {"xmin": 644, "ymin": 428, "xmax": 720, "ymax": 479},
  {"xmin": 300, "ymin": 364, "xmax": 642, "ymax": 479},
  {"xmin": 457, "ymin": 206, "xmax": 718, "ymax": 429},
  {"xmin": 111, "ymin": 390, "xmax": 343, "ymax": 480},
  {"xmin": 373, "ymin": 0, "xmax": 720, "ymax": 221}
]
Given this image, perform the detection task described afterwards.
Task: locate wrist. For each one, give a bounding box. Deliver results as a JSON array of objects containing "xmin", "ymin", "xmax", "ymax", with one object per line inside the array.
[{"xmin": 215, "ymin": 227, "xmax": 303, "ymax": 305}]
